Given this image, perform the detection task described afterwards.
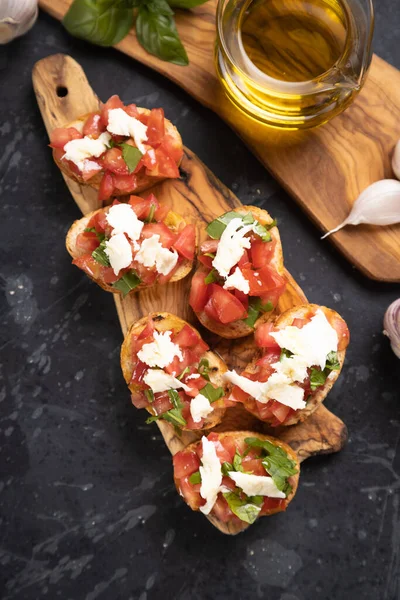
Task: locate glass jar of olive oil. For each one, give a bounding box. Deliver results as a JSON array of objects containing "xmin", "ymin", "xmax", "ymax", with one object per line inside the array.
[{"xmin": 215, "ymin": 0, "xmax": 374, "ymax": 129}]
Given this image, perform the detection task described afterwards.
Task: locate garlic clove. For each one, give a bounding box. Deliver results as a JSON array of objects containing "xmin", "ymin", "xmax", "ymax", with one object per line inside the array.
[
  {"xmin": 321, "ymin": 179, "xmax": 400, "ymax": 239},
  {"xmin": 383, "ymin": 299, "xmax": 400, "ymax": 359},
  {"xmin": 0, "ymin": 0, "xmax": 38, "ymax": 45},
  {"xmin": 392, "ymin": 140, "xmax": 400, "ymax": 181}
]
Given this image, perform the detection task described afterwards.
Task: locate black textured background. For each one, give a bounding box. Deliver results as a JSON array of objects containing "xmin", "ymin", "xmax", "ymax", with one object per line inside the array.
[{"xmin": 1, "ymin": 4, "xmax": 400, "ymax": 600}]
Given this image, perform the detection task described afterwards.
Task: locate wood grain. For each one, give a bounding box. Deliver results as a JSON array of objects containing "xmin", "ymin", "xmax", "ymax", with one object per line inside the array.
[
  {"xmin": 38, "ymin": 0, "xmax": 400, "ymax": 282},
  {"xmin": 33, "ymin": 54, "xmax": 348, "ymax": 534}
]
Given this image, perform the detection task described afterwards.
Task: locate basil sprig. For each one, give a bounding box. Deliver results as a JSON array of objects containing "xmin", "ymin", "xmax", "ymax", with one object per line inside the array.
[
  {"xmin": 206, "ymin": 211, "xmax": 276, "ymax": 241},
  {"xmin": 63, "ymin": 0, "xmax": 208, "ymax": 65},
  {"xmin": 243, "ymin": 297, "xmax": 273, "ymax": 328},
  {"xmin": 189, "ymin": 471, "xmax": 201, "ymax": 485},
  {"xmin": 146, "ymin": 388, "xmax": 187, "ymax": 428},
  {"xmin": 120, "ymin": 143, "xmax": 143, "ymax": 173},
  {"xmin": 198, "ymin": 383, "xmax": 224, "ymax": 403},
  {"xmin": 112, "ymin": 270, "xmax": 141, "ymax": 296},
  {"xmin": 223, "ymin": 492, "xmax": 263, "ymax": 525},
  {"xmin": 204, "ymin": 269, "xmax": 218, "ymax": 285},
  {"xmin": 309, "ymin": 350, "xmax": 340, "ymax": 391},
  {"xmin": 244, "ymin": 437, "xmax": 298, "ymax": 496},
  {"xmin": 92, "ymin": 240, "xmax": 110, "ymax": 267},
  {"xmin": 198, "ymin": 358, "xmax": 211, "ymax": 381}
]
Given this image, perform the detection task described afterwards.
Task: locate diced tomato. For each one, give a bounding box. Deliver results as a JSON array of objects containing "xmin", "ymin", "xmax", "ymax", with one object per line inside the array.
[
  {"xmin": 154, "ymin": 205, "xmax": 170, "ymax": 223},
  {"xmin": 269, "ymin": 401, "xmax": 292, "ymax": 424},
  {"xmin": 141, "ymin": 148, "xmax": 157, "ymax": 170},
  {"xmin": 238, "ymin": 249, "xmax": 251, "ymax": 269},
  {"xmin": 82, "ymin": 113, "xmax": 104, "ymax": 138},
  {"xmin": 113, "ymin": 173, "xmax": 137, "ymax": 193},
  {"xmin": 200, "ymin": 239, "xmax": 219, "ymax": 254},
  {"xmin": 87, "ymin": 210, "xmax": 108, "ymax": 233},
  {"xmin": 189, "ymin": 270, "xmax": 210, "ymax": 313},
  {"xmin": 124, "ymin": 103, "xmax": 139, "ymax": 118},
  {"xmin": 212, "ymin": 496, "xmax": 233, "ymax": 522},
  {"xmin": 186, "ymin": 376, "xmax": 210, "ymax": 397},
  {"xmin": 50, "ymin": 127, "xmax": 82, "ymax": 148},
  {"xmin": 204, "ymin": 297, "xmax": 221, "ymax": 322},
  {"xmin": 219, "ymin": 435, "xmax": 237, "ymax": 461},
  {"xmin": 260, "ymin": 497, "xmax": 285, "ymax": 515},
  {"xmin": 161, "ymin": 134, "xmax": 184, "ymax": 163},
  {"xmin": 72, "ymin": 255, "xmax": 102, "ymax": 279},
  {"xmin": 141, "ymin": 222, "xmax": 177, "ymax": 247},
  {"xmin": 292, "ymin": 318, "xmax": 307, "ymax": 329},
  {"xmin": 221, "ymin": 476, "xmax": 237, "ymax": 491},
  {"xmin": 255, "ymin": 322, "xmax": 280, "ymax": 350},
  {"xmin": 138, "ymin": 318, "xmax": 155, "ymax": 340},
  {"xmin": 164, "ymin": 348, "xmax": 198, "ymax": 376},
  {"xmin": 80, "ymin": 160, "xmax": 102, "ymax": 181},
  {"xmin": 102, "ymin": 147, "xmax": 129, "ymax": 175},
  {"xmin": 149, "ymin": 147, "xmax": 180, "ymax": 178},
  {"xmin": 172, "ymin": 324, "xmax": 201, "ymax": 348},
  {"xmin": 153, "ymin": 392, "xmax": 173, "ymax": 416},
  {"xmin": 146, "ymin": 108, "xmax": 165, "ymax": 146},
  {"xmin": 98, "ymin": 172, "xmax": 115, "ymax": 202},
  {"xmin": 258, "ymin": 266, "xmax": 286, "ymax": 296},
  {"xmin": 241, "ymin": 457, "xmax": 266, "ymax": 476},
  {"xmin": 255, "ymin": 401, "xmax": 275, "ymax": 421},
  {"xmin": 128, "ymin": 196, "xmax": 151, "ymax": 219},
  {"xmin": 173, "ymin": 451, "xmax": 200, "ymax": 479},
  {"xmin": 179, "ymin": 476, "xmax": 203, "ymax": 510},
  {"xmin": 251, "ymin": 238, "xmax": 276, "ymax": 268},
  {"xmin": 131, "ymin": 392, "xmax": 149, "ymax": 409},
  {"xmin": 75, "ymin": 231, "xmax": 99, "ymax": 254},
  {"xmin": 198, "ymin": 255, "xmax": 214, "ymax": 269},
  {"xmin": 100, "ymin": 95, "xmax": 124, "ymax": 126},
  {"xmin": 101, "ymin": 267, "xmax": 120, "ymax": 284},
  {"xmin": 207, "ymin": 438, "xmax": 231, "ymax": 463},
  {"xmin": 230, "ymin": 385, "xmax": 250, "ymax": 404},
  {"xmin": 130, "ymin": 360, "xmax": 147, "ymax": 384},
  {"xmin": 184, "ymin": 410, "xmax": 205, "ymax": 431},
  {"xmin": 173, "ymin": 224, "xmax": 196, "ymax": 260},
  {"xmin": 234, "ymin": 289, "xmax": 249, "ymax": 311},
  {"xmin": 328, "ymin": 313, "xmax": 350, "ymax": 351},
  {"xmin": 205, "ymin": 285, "xmax": 247, "ymax": 324}
]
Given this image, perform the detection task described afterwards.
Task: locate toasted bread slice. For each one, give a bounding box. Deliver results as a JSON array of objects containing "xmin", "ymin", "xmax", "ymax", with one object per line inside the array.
[
  {"xmin": 66, "ymin": 206, "xmax": 195, "ymax": 294},
  {"xmin": 53, "ymin": 107, "xmax": 182, "ymax": 196},
  {"xmin": 120, "ymin": 312, "xmax": 228, "ymax": 430},
  {"xmin": 244, "ymin": 304, "xmax": 349, "ymax": 426},
  {"xmin": 174, "ymin": 431, "xmax": 300, "ymax": 534},
  {"xmin": 194, "ymin": 205, "xmax": 285, "ymax": 339}
]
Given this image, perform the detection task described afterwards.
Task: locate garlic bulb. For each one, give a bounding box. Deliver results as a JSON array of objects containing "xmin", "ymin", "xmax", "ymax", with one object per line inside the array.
[
  {"xmin": 0, "ymin": 0, "xmax": 38, "ymax": 44},
  {"xmin": 383, "ymin": 299, "xmax": 400, "ymax": 359},
  {"xmin": 392, "ymin": 140, "xmax": 400, "ymax": 181},
  {"xmin": 321, "ymin": 179, "xmax": 400, "ymax": 239}
]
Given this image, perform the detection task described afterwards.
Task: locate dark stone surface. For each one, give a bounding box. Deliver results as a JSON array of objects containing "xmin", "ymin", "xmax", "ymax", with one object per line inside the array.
[{"xmin": 1, "ymin": 5, "xmax": 400, "ymax": 600}]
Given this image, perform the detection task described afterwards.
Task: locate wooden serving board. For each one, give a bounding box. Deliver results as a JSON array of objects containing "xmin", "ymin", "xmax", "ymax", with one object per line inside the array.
[
  {"xmin": 33, "ymin": 54, "xmax": 347, "ymax": 534},
  {"xmin": 38, "ymin": 0, "xmax": 400, "ymax": 282}
]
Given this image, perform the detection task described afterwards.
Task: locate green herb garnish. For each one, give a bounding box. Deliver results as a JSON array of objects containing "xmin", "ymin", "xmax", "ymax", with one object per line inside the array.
[
  {"xmin": 146, "ymin": 203, "xmax": 156, "ymax": 223},
  {"xmin": 85, "ymin": 227, "xmax": 105, "ymax": 242},
  {"xmin": 223, "ymin": 492, "xmax": 263, "ymax": 525},
  {"xmin": 244, "ymin": 437, "xmax": 298, "ymax": 496},
  {"xmin": 112, "ymin": 270, "xmax": 141, "ymax": 297},
  {"xmin": 198, "ymin": 383, "xmax": 224, "ymax": 404},
  {"xmin": 189, "ymin": 471, "xmax": 201, "ymax": 485},
  {"xmin": 92, "ymin": 240, "xmax": 110, "ymax": 267},
  {"xmin": 243, "ymin": 298, "xmax": 274, "ymax": 328},
  {"xmin": 326, "ymin": 351, "xmax": 340, "ymax": 371},
  {"xmin": 198, "ymin": 358, "xmax": 211, "ymax": 382},
  {"xmin": 252, "ymin": 221, "xmax": 272, "ymax": 242},
  {"xmin": 204, "ymin": 269, "xmax": 218, "ymax": 285},
  {"xmin": 233, "ymin": 450, "xmax": 244, "ymax": 472},
  {"xmin": 221, "ymin": 461, "xmax": 234, "ymax": 476},
  {"xmin": 120, "ymin": 143, "xmax": 143, "ymax": 173},
  {"xmin": 206, "ymin": 211, "xmax": 251, "ymax": 240},
  {"xmin": 177, "ymin": 366, "xmax": 190, "ymax": 380},
  {"xmin": 146, "ymin": 389, "xmax": 187, "ymax": 428},
  {"xmin": 144, "ymin": 389, "xmax": 154, "ymax": 403},
  {"xmin": 309, "ymin": 351, "xmax": 340, "ymax": 391},
  {"xmin": 280, "ymin": 348, "xmax": 294, "ymax": 361}
]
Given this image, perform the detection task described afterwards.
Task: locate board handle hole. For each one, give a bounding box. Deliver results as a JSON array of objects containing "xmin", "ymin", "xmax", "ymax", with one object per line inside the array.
[{"xmin": 56, "ymin": 86, "xmax": 68, "ymax": 98}]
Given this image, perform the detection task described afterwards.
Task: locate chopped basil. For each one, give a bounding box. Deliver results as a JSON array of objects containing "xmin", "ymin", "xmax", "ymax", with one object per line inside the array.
[
  {"xmin": 233, "ymin": 450, "xmax": 244, "ymax": 472},
  {"xmin": 243, "ymin": 298, "xmax": 274, "ymax": 328},
  {"xmin": 177, "ymin": 366, "xmax": 190, "ymax": 380},
  {"xmin": 144, "ymin": 389, "xmax": 154, "ymax": 404},
  {"xmin": 112, "ymin": 270, "xmax": 141, "ymax": 297},
  {"xmin": 146, "ymin": 204, "xmax": 156, "ymax": 223},
  {"xmin": 252, "ymin": 221, "xmax": 272, "ymax": 242},
  {"xmin": 280, "ymin": 348, "xmax": 294, "ymax": 361},
  {"xmin": 92, "ymin": 240, "xmax": 110, "ymax": 267},
  {"xmin": 167, "ymin": 389, "xmax": 181, "ymax": 409},
  {"xmin": 310, "ymin": 367, "xmax": 328, "ymax": 390},
  {"xmin": 223, "ymin": 491, "xmax": 262, "ymax": 525},
  {"xmin": 203, "ymin": 252, "xmax": 215, "ymax": 259},
  {"xmin": 204, "ymin": 269, "xmax": 218, "ymax": 285},
  {"xmin": 206, "ymin": 211, "xmax": 244, "ymax": 239},
  {"xmin": 146, "ymin": 389, "xmax": 186, "ymax": 428},
  {"xmin": 120, "ymin": 143, "xmax": 143, "ymax": 173},
  {"xmin": 326, "ymin": 351, "xmax": 340, "ymax": 371},
  {"xmin": 221, "ymin": 461, "xmax": 233, "ymax": 476},
  {"xmin": 199, "ymin": 383, "xmax": 224, "ymax": 404},
  {"xmin": 189, "ymin": 471, "xmax": 201, "ymax": 485},
  {"xmin": 245, "ymin": 437, "xmax": 298, "ymax": 496},
  {"xmin": 84, "ymin": 227, "xmax": 105, "ymax": 242},
  {"xmin": 198, "ymin": 358, "xmax": 211, "ymax": 382}
]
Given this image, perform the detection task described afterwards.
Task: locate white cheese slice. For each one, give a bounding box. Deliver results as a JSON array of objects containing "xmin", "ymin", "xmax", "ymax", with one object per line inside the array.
[
  {"xmin": 187, "ymin": 373, "xmax": 200, "ymax": 380},
  {"xmin": 212, "ymin": 218, "xmax": 254, "ymax": 278},
  {"xmin": 272, "ymin": 355, "xmax": 309, "ymax": 383},
  {"xmin": 137, "ymin": 331, "xmax": 183, "ymax": 368},
  {"xmin": 135, "ymin": 234, "xmax": 178, "ymax": 276},
  {"xmin": 107, "ymin": 108, "xmax": 148, "ymax": 153},
  {"xmin": 228, "ymin": 471, "xmax": 285, "ymax": 499},
  {"xmin": 223, "ymin": 267, "xmax": 250, "ymax": 294},
  {"xmin": 199, "ymin": 437, "xmax": 223, "ymax": 515},
  {"xmin": 190, "ymin": 394, "xmax": 214, "ymax": 423},
  {"xmin": 62, "ymin": 132, "xmax": 111, "ymax": 171},
  {"xmin": 143, "ymin": 369, "xmax": 191, "ymax": 394},
  {"xmin": 106, "ymin": 203, "xmax": 144, "ymax": 243},
  {"xmin": 104, "ymin": 233, "xmax": 132, "ymax": 276},
  {"xmin": 270, "ymin": 309, "xmax": 338, "ymax": 370}
]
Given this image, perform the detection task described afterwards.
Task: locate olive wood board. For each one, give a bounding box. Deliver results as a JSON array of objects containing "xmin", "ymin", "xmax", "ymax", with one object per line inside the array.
[
  {"xmin": 33, "ymin": 54, "xmax": 348, "ymax": 535},
  {"xmin": 38, "ymin": 0, "xmax": 400, "ymax": 282}
]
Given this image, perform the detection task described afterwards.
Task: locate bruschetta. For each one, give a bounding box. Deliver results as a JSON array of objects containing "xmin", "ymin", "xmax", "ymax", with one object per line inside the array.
[
  {"xmin": 189, "ymin": 206, "xmax": 286, "ymax": 339},
  {"xmin": 50, "ymin": 95, "xmax": 183, "ymax": 202},
  {"xmin": 173, "ymin": 431, "xmax": 299, "ymax": 531},
  {"xmin": 66, "ymin": 194, "xmax": 196, "ymax": 295},
  {"xmin": 225, "ymin": 304, "xmax": 350, "ymax": 427},
  {"xmin": 120, "ymin": 313, "xmax": 229, "ymax": 430}
]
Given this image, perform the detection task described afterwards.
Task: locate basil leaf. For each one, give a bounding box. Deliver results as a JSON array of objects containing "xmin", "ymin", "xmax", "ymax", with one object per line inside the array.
[
  {"xmin": 167, "ymin": 389, "xmax": 182, "ymax": 409},
  {"xmin": 199, "ymin": 383, "xmax": 224, "ymax": 404},
  {"xmin": 120, "ymin": 143, "xmax": 142, "ymax": 173},
  {"xmin": 206, "ymin": 211, "xmax": 252, "ymax": 240},
  {"xmin": 221, "ymin": 461, "xmax": 233, "ymax": 476},
  {"xmin": 223, "ymin": 492, "xmax": 261, "ymax": 525},
  {"xmin": 252, "ymin": 222, "xmax": 272, "ymax": 242},
  {"xmin": 177, "ymin": 366, "xmax": 190, "ymax": 380},
  {"xmin": 85, "ymin": 227, "xmax": 105, "ymax": 242},
  {"xmin": 63, "ymin": 0, "xmax": 135, "ymax": 47},
  {"xmin": 92, "ymin": 240, "xmax": 110, "ymax": 267},
  {"xmin": 168, "ymin": 0, "xmax": 209, "ymax": 7},
  {"xmin": 243, "ymin": 304, "xmax": 259, "ymax": 328},
  {"xmin": 326, "ymin": 351, "xmax": 340, "ymax": 371},
  {"xmin": 243, "ymin": 298, "xmax": 273, "ymax": 328},
  {"xmin": 146, "ymin": 0, "xmax": 174, "ymax": 14},
  {"xmin": 112, "ymin": 270, "xmax": 141, "ymax": 296},
  {"xmin": 309, "ymin": 367, "xmax": 327, "ymax": 391},
  {"xmin": 204, "ymin": 269, "xmax": 218, "ymax": 285},
  {"xmin": 245, "ymin": 437, "xmax": 298, "ymax": 496},
  {"xmin": 136, "ymin": 5, "xmax": 189, "ymax": 66},
  {"xmin": 146, "ymin": 204, "xmax": 156, "ymax": 223},
  {"xmin": 189, "ymin": 471, "xmax": 201, "ymax": 485},
  {"xmin": 146, "ymin": 406, "xmax": 187, "ymax": 427},
  {"xmin": 280, "ymin": 348, "xmax": 294, "ymax": 361},
  {"xmin": 198, "ymin": 358, "xmax": 211, "ymax": 382},
  {"xmin": 233, "ymin": 450, "xmax": 244, "ymax": 472},
  {"xmin": 144, "ymin": 389, "xmax": 154, "ymax": 403}
]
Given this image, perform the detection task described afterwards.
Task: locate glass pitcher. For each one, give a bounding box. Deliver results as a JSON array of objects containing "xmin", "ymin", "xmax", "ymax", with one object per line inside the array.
[{"xmin": 215, "ymin": 0, "xmax": 374, "ymax": 129}]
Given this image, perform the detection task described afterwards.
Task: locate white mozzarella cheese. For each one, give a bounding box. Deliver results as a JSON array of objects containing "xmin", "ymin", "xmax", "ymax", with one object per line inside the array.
[
  {"xmin": 62, "ymin": 132, "xmax": 111, "ymax": 170},
  {"xmin": 143, "ymin": 369, "xmax": 191, "ymax": 393},
  {"xmin": 135, "ymin": 234, "xmax": 178, "ymax": 276},
  {"xmin": 104, "ymin": 233, "xmax": 132, "ymax": 276},
  {"xmin": 270, "ymin": 309, "xmax": 338, "ymax": 370},
  {"xmin": 137, "ymin": 331, "xmax": 183, "ymax": 368},
  {"xmin": 106, "ymin": 203, "xmax": 144, "ymax": 243},
  {"xmin": 223, "ymin": 267, "xmax": 250, "ymax": 294},
  {"xmin": 212, "ymin": 218, "xmax": 254, "ymax": 278},
  {"xmin": 186, "ymin": 373, "xmax": 200, "ymax": 380},
  {"xmin": 81, "ymin": 159, "xmax": 102, "ymax": 175},
  {"xmin": 190, "ymin": 394, "xmax": 214, "ymax": 423},
  {"xmin": 199, "ymin": 437, "xmax": 223, "ymax": 515},
  {"xmin": 228, "ymin": 471, "xmax": 285, "ymax": 498},
  {"xmin": 107, "ymin": 108, "xmax": 148, "ymax": 153},
  {"xmin": 272, "ymin": 355, "xmax": 309, "ymax": 383}
]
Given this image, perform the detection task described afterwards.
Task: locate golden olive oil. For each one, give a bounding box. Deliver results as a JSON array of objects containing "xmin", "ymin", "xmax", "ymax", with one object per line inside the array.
[{"xmin": 240, "ymin": 0, "xmax": 349, "ymax": 82}]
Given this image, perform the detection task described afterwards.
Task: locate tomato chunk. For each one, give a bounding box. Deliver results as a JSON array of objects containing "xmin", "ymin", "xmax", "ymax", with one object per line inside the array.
[
  {"xmin": 98, "ymin": 172, "xmax": 115, "ymax": 202},
  {"xmin": 82, "ymin": 113, "xmax": 105, "ymax": 138},
  {"xmin": 205, "ymin": 285, "xmax": 247, "ymax": 324},
  {"xmin": 172, "ymin": 324, "xmax": 201, "ymax": 349},
  {"xmin": 251, "ymin": 238, "xmax": 276, "ymax": 268},
  {"xmin": 101, "ymin": 95, "xmax": 124, "ymax": 126},
  {"xmin": 75, "ymin": 231, "xmax": 99, "ymax": 254},
  {"xmin": 173, "ymin": 224, "xmax": 196, "ymax": 260},
  {"xmin": 141, "ymin": 222, "xmax": 177, "ymax": 248},
  {"xmin": 189, "ymin": 270, "xmax": 210, "ymax": 313},
  {"xmin": 102, "ymin": 147, "xmax": 129, "ymax": 175},
  {"xmin": 50, "ymin": 127, "xmax": 82, "ymax": 148},
  {"xmin": 113, "ymin": 173, "xmax": 137, "ymax": 193},
  {"xmin": 146, "ymin": 108, "xmax": 165, "ymax": 146},
  {"xmin": 255, "ymin": 322, "xmax": 280, "ymax": 350},
  {"xmin": 173, "ymin": 450, "xmax": 200, "ymax": 478}
]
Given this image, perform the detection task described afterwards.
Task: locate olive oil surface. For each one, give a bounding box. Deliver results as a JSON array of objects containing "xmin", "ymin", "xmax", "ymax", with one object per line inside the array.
[{"xmin": 240, "ymin": 0, "xmax": 349, "ymax": 82}]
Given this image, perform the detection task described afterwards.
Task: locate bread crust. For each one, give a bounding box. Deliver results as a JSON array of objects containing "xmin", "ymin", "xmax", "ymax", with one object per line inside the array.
[
  {"xmin": 243, "ymin": 304, "xmax": 349, "ymax": 426},
  {"xmin": 66, "ymin": 207, "xmax": 195, "ymax": 294},
  {"xmin": 174, "ymin": 430, "xmax": 300, "ymax": 531},
  {"xmin": 194, "ymin": 205, "xmax": 284, "ymax": 339},
  {"xmin": 53, "ymin": 107, "xmax": 183, "ymax": 195},
  {"xmin": 120, "ymin": 312, "xmax": 228, "ymax": 430}
]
